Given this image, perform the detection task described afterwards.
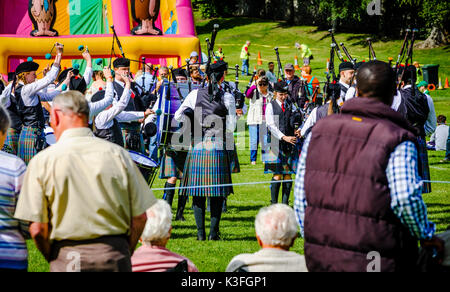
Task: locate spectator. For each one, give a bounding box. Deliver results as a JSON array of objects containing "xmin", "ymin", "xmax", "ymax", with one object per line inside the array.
[
  {"xmin": 418, "ymin": 80, "xmax": 430, "ymax": 95},
  {"xmin": 189, "ymin": 51, "xmax": 199, "ymax": 65},
  {"xmin": 135, "ymin": 63, "xmax": 157, "ymax": 94},
  {"xmin": 0, "ymin": 106, "xmax": 28, "ymax": 272},
  {"xmin": 152, "ymin": 66, "xmax": 169, "ymax": 95},
  {"xmin": 300, "ymin": 65, "xmax": 320, "ymax": 103},
  {"xmin": 226, "ymin": 204, "xmax": 307, "ymax": 272},
  {"xmin": 266, "ymin": 62, "xmax": 278, "ymax": 85},
  {"xmin": 14, "ymin": 91, "xmax": 157, "ymax": 272},
  {"xmin": 284, "ymin": 63, "xmax": 307, "ymax": 109},
  {"xmin": 442, "ymin": 127, "xmax": 450, "ymax": 163},
  {"xmin": 246, "ymin": 76, "xmax": 273, "ymax": 165},
  {"xmin": 428, "ymin": 115, "xmax": 448, "ymax": 151},
  {"xmin": 215, "ymin": 47, "xmax": 224, "ymax": 60},
  {"xmin": 296, "ymin": 42, "xmax": 313, "ymax": 66},
  {"xmin": 132, "ymin": 200, "xmax": 199, "ymax": 272},
  {"xmin": 240, "ymin": 41, "xmax": 251, "ymax": 76},
  {"xmin": 294, "ymin": 61, "xmax": 444, "ymax": 272}
]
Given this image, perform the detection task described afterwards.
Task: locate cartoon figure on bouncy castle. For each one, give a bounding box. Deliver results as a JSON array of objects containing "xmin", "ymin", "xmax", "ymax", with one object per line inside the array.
[
  {"xmin": 29, "ymin": 0, "xmax": 59, "ymax": 37},
  {"xmin": 131, "ymin": 0, "xmax": 162, "ymax": 35}
]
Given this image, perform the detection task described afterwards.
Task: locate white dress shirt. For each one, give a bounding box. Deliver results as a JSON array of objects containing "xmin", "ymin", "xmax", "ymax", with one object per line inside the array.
[
  {"xmin": 94, "ymin": 84, "xmax": 131, "ymax": 130},
  {"xmin": 265, "ymin": 99, "xmax": 287, "ymax": 141},
  {"xmin": 88, "ymin": 81, "xmax": 114, "ymax": 121},
  {"xmin": 391, "ymin": 90, "xmax": 402, "ymax": 111},
  {"xmin": 18, "ymin": 65, "xmax": 61, "ymax": 107},
  {"xmin": 336, "ymin": 80, "xmax": 350, "ymax": 106},
  {"xmin": 345, "ymin": 86, "xmax": 357, "ymax": 101}
]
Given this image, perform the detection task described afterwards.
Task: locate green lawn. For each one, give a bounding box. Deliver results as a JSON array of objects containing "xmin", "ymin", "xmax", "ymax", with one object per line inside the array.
[{"xmin": 26, "ymin": 15, "xmax": 450, "ymax": 272}]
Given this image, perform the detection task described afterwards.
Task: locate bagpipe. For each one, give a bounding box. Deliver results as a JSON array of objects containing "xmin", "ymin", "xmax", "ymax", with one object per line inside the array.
[
  {"xmin": 396, "ymin": 28, "xmax": 419, "ymax": 95},
  {"xmin": 323, "ymin": 31, "xmax": 344, "ymax": 115}
]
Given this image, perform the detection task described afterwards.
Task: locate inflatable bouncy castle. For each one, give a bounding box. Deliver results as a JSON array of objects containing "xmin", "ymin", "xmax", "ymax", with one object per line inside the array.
[{"xmin": 0, "ymin": 0, "xmax": 199, "ymax": 78}]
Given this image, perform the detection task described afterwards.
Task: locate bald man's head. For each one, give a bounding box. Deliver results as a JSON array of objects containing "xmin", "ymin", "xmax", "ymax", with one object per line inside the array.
[{"xmin": 356, "ymin": 61, "xmax": 396, "ymax": 106}]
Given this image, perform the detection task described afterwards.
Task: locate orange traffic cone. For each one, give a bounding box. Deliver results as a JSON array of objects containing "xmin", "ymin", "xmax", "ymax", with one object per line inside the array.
[
  {"xmin": 445, "ymin": 77, "xmax": 449, "ymax": 89},
  {"xmin": 257, "ymin": 52, "xmax": 263, "ymax": 66},
  {"xmin": 294, "ymin": 55, "xmax": 301, "ymax": 71}
]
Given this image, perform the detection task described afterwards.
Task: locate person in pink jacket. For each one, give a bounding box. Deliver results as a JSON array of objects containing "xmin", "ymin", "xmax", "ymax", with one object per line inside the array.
[{"xmin": 132, "ymin": 200, "xmax": 199, "ymax": 272}]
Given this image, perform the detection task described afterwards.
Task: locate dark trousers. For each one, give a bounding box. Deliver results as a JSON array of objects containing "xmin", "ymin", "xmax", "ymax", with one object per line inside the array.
[
  {"xmin": 49, "ymin": 235, "xmax": 131, "ymax": 272},
  {"xmin": 192, "ymin": 196, "xmax": 224, "ymax": 239}
]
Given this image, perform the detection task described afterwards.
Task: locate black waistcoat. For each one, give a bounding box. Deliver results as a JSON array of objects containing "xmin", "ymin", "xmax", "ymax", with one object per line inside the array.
[
  {"xmin": 194, "ymin": 88, "xmax": 228, "ymax": 141},
  {"xmin": 94, "ymin": 119, "xmax": 124, "ymax": 147},
  {"xmin": 15, "ymin": 85, "xmax": 45, "ymax": 129}
]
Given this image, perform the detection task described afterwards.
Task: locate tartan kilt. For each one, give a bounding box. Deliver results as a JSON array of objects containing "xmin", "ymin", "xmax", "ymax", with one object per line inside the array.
[
  {"xmin": 120, "ymin": 123, "xmax": 145, "ymax": 153},
  {"xmin": 180, "ymin": 139, "xmax": 233, "ymax": 198},
  {"xmin": 159, "ymin": 149, "xmax": 188, "ymax": 180},
  {"xmin": 264, "ymin": 143, "xmax": 299, "ymax": 175},
  {"xmin": 2, "ymin": 128, "xmax": 21, "ymax": 155},
  {"xmin": 18, "ymin": 126, "xmax": 41, "ymax": 164},
  {"xmin": 417, "ymin": 137, "xmax": 431, "ymax": 193}
]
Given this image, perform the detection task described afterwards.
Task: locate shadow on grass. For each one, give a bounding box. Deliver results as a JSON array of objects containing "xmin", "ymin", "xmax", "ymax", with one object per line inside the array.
[{"xmin": 196, "ymin": 17, "xmax": 272, "ymax": 36}]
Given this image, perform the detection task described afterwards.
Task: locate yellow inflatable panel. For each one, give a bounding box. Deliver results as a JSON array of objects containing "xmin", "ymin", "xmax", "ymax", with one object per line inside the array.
[{"xmin": 0, "ymin": 35, "xmax": 199, "ymax": 73}]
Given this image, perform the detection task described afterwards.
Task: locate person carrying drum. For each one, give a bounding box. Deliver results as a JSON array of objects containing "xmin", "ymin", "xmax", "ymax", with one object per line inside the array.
[
  {"xmin": 112, "ymin": 57, "xmax": 148, "ymax": 153},
  {"xmin": 174, "ymin": 60, "xmax": 236, "ymax": 241},
  {"xmin": 143, "ymin": 84, "xmax": 189, "ymax": 222}
]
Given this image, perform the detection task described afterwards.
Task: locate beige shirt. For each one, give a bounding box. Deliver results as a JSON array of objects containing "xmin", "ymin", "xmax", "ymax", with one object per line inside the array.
[
  {"xmin": 14, "ymin": 127, "xmax": 157, "ymax": 242},
  {"xmin": 226, "ymin": 248, "xmax": 308, "ymax": 272}
]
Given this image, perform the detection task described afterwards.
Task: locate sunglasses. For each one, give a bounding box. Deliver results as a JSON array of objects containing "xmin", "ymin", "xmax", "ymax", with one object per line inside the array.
[{"xmin": 258, "ymin": 82, "xmax": 268, "ymax": 86}]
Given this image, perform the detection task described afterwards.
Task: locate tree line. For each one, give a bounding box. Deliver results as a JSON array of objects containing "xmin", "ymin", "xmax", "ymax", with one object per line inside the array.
[{"xmin": 192, "ymin": 0, "xmax": 449, "ymax": 46}]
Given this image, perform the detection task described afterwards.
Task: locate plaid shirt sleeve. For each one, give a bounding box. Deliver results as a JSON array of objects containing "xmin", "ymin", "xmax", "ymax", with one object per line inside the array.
[
  {"xmin": 293, "ymin": 133, "xmax": 311, "ymax": 238},
  {"xmin": 293, "ymin": 136, "xmax": 435, "ymax": 240},
  {"xmin": 386, "ymin": 141, "xmax": 435, "ymax": 240}
]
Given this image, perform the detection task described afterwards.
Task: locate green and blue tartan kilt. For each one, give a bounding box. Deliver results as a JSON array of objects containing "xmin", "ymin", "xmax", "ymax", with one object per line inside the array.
[
  {"xmin": 417, "ymin": 137, "xmax": 431, "ymax": 193},
  {"xmin": 18, "ymin": 126, "xmax": 41, "ymax": 164},
  {"xmin": 120, "ymin": 123, "xmax": 145, "ymax": 153},
  {"xmin": 180, "ymin": 139, "xmax": 233, "ymax": 198},
  {"xmin": 264, "ymin": 143, "xmax": 299, "ymax": 175},
  {"xmin": 159, "ymin": 149, "xmax": 188, "ymax": 180},
  {"xmin": 228, "ymin": 145, "xmax": 241, "ymax": 174},
  {"xmin": 1, "ymin": 128, "xmax": 21, "ymax": 155}
]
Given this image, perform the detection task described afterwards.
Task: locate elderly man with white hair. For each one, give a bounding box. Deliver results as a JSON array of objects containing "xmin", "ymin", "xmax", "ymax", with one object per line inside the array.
[
  {"xmin": 131, "ymin": 199, "xmax": 199, "ymax": 272},
  {"xmin": 226, "ymin": 204, "xmax": 307, "ymax": 272}
]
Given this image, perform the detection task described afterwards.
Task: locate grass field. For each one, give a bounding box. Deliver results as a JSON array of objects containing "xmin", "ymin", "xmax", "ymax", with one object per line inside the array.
[{"xmin": 26, "ymin": 15, "xmax": 450, "ymax": 272}]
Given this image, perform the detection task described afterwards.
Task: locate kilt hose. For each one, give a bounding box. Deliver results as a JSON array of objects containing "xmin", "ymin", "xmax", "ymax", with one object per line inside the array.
[
  {"xmin": 159, "ymin": 149, "xmax": 188, "ymax": 180},
  {"xmin": 180, "ymin": 139, "xmax": 233, "ymax": 198},
  {"xmin": 18, "ymin": 126, "xmax": 43, "ymax": 165},
  {"xmin": 2, "ymin": 128, "xmax": 21, "ymax": 155},
  {"xmin": 417, "ymin": 136, "xmax": 431, "ymax": 193}
]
